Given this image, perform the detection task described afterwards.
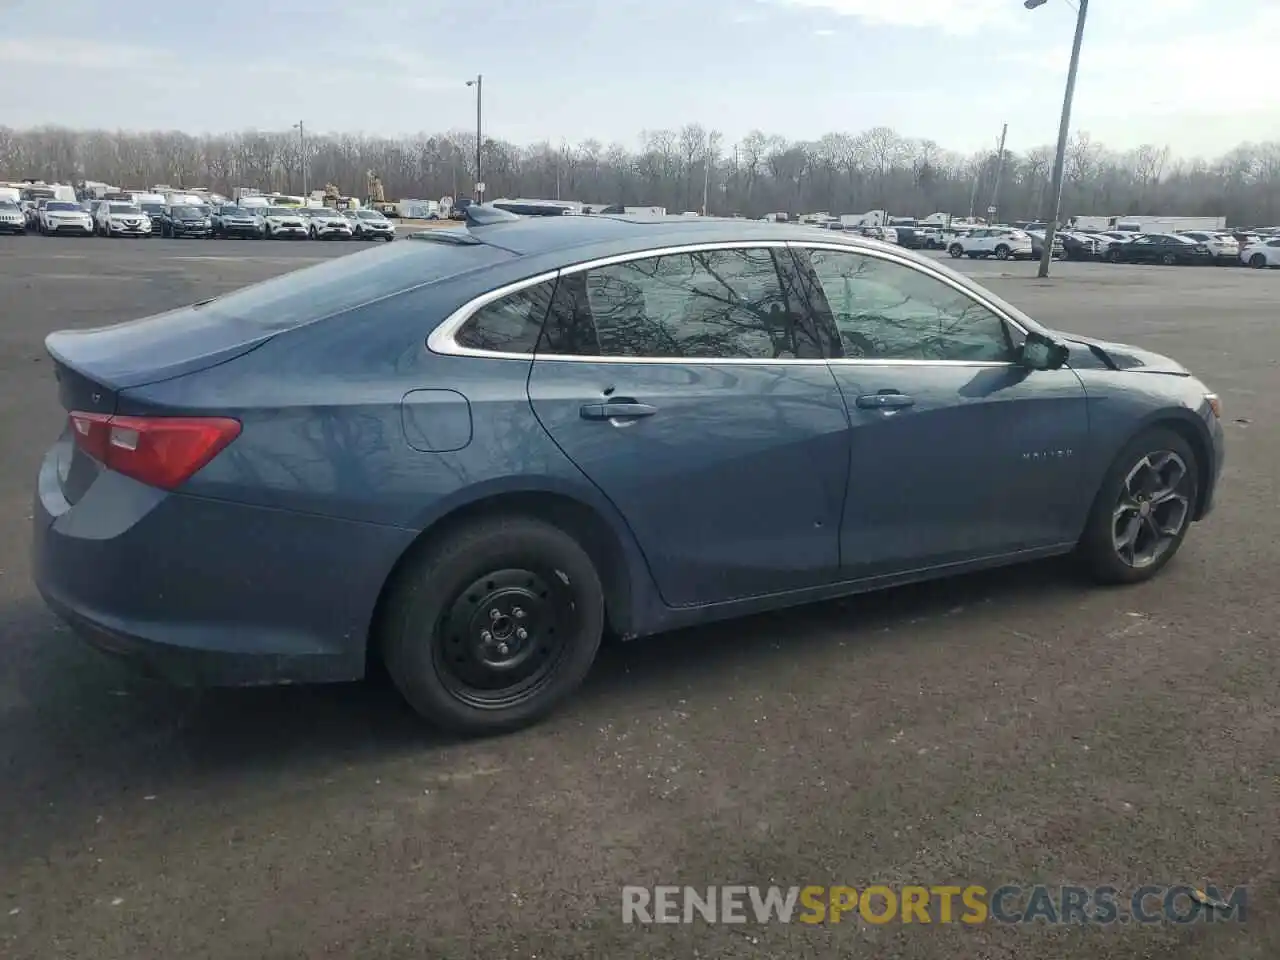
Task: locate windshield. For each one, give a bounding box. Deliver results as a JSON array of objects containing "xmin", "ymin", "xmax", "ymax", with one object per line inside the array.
[
  {"xmin": 0, "ymin": 201, "xmax": 16, "ymax": 211},
  {"xmin": 46, "ymin": 201, "xmax": 79, "ymax": 212},
  {"xmin": 109, "ymin": 203, "xmax": 141, "ymax": 214},
  {"xmin": 172, "ymin": 206, "xmax": 202, "ymax": 217},
  {"xmin": 266, "ymin": 207, "xmax": 297, "ymax": 217},
  {"xmin": 357, "ymin": 210, "xmax": 386, "ymax": 219}
]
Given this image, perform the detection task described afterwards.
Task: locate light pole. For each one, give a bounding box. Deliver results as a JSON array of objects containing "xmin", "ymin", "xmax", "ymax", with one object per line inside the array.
[
  {"xmin": 293, "ymin": 121, "xmax": 307, "ymax": 196},
  {"xmin": 1026, "ymin": 0, "xmax": 1089, "ymax": 278},
  {"xmin": 465, "ymin": 75, "xmax": 483, "ymax": 203}
]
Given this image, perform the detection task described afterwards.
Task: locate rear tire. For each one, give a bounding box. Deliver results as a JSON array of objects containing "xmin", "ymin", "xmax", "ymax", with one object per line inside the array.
[
  {"xmin": 1076, "ymin": 427, "xmax": 1199, "ymax": 585},
  {"xmin": 1251, "ymin": 253, "xmax": 1266, "ymax": 268},
  {"xmin": 381, "ymin": 516, "xmax": 605, "ymax": 735},
  {"xmin": 995, "ymin": 244, "xmax": 1010, "ymax": 260},
  {"xmin": 1161, "ymin": 252, "xmax": 1177, "ymax": 265},
  {"xmin": 1106, "ymin": 249, "xmax": 1121, "ymax": 263}
]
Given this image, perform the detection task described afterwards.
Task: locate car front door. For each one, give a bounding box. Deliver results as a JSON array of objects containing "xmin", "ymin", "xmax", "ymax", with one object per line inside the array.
[
  {"xmin": 789, "ymin": 242, "xmax": 1090, "ymax": 579},
  {"xmin": 526, "ymin": 243, "xmax": 852, "ymax": 607}
]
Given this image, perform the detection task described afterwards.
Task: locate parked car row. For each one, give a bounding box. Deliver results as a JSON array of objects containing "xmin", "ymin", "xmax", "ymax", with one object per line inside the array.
[
  {"xmin": 6, "ymin": 197, "xmax": 397, "ymax": 241},
  {"xmin": 933, "ymin": 224, "xmax": 1280, "ymax": 268}
]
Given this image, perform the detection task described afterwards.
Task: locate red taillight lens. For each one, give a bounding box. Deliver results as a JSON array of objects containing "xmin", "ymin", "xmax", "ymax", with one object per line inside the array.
[{"xmin": 68, "ymin": 412, "xmax": 241, "ymax": 490}]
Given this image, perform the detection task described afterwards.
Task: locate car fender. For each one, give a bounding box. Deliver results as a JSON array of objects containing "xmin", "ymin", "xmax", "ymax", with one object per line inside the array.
[{"xmin": 403, "ymin": 471, "xmax": 661, "ymax": 638}]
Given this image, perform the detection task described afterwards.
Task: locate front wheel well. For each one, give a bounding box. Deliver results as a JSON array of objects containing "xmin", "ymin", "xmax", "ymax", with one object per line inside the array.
[
  {"xmin": 1148, "ymin": 417, "xmax": 1212, "ymax": 520},
  {"xmin": 367, "ymin": 492, "xmax": 634, "ymax": 671}
]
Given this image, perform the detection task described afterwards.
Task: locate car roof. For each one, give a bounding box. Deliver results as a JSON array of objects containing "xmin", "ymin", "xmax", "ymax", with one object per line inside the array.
[{"xmin": 447, "ymin": 213, "xmax": 899, "ymax": 259}]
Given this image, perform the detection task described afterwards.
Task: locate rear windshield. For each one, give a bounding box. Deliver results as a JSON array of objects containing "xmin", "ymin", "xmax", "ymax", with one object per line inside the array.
[{"xmin": 192, "ymin": 240, "xmax": 515, "ymax": 332}]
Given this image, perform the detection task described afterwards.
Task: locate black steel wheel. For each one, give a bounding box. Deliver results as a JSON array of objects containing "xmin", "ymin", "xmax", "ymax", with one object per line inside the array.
[
  {"xmin": 382, "ymin": 515, "xmax": 605, "ymax": 734},
  {"xmin": 1077, "ymin": 427, "xmax": 1199, "ymax": 584},
  {"xmin": 433, "ymin": 568, "xmax": 571, "ymax": 709}
]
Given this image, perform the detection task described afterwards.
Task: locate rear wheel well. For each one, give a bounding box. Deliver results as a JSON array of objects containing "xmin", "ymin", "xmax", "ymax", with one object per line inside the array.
[
  {"xmin": 368, "ymin": 492, "xmax": 632, "ymax": 671},
  {"xmin": 1150, "ymin": 417, "xmax": 1211, "ymax": 519}
]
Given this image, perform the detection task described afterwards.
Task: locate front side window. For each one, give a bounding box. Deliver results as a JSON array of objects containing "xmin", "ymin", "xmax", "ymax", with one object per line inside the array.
[
  {"xmin": 454, "ymin": 282, "xmax": 556, "ymax": 354},
  {"xmin": 541, "ymin": 247, "xmax": 820, "ymax": 360},
  {"xmin": 802, "ymin": 248, "xmax": 1015, "ymax": 363}
]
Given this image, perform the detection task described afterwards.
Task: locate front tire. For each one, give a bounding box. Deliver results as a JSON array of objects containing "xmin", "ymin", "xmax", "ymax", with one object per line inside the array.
[
  {"xmin": 1250, "ymin": 253, "xmax": 1266, "ymax": 268},
  {"xmin": 1161, "ymin": 252, "xmax": 1177, "ymax": 265},
  {"xmin": 381, "ymin": 516, "xmax": 605, "ymax": 735},
  {"xmin": 948, "ymin": 244, "xmax": 963, "ymax": 258},
  {"xmin": 1076, "ymin": 427, "xmax": 1199, "ymax": 585},
  {"xmin": 994, "ymin": 244, "xmax": 1011, "ymax": 260}
]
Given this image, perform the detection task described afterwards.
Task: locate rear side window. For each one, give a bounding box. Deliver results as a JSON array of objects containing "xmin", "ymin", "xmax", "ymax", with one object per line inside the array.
[
  {"xmin": 198, "ymin": 240, "xmax": 513, "ymax": 332},
  {"xmin": 454, "ymin": 282, "xmax": 555, "ymax": 354},
  {"xmin": 540, "ymin": 247, "xmax": 822, "ymax": 360}
]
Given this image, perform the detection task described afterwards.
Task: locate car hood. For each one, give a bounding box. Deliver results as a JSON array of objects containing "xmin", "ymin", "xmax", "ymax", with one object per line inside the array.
[{"xmin": 1055, "ymin": 333, "xmax": 1189, "ymax": 375}]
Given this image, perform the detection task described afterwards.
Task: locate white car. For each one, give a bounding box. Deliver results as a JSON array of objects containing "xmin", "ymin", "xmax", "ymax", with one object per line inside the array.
[
  {"xmin": 303, "ymin": 208, "xmax": 354, "ymax": 240},
  {"xmin": 0, "ymin": 199, "xmax": 26, "ymax": 234},
  {"xmin": 349, "ymin": 208, "xmax": 396, "ymax": 241},
  {"xmin": 39, "ymin": 200, "xmax": 94, "ymax": 236},
  {"xmin": 262, "ymin": 206, "xmax": 310, "ymax": 239},
  {"xmin": 1176, "ymin": 230, "xmax": 1240, "ymax": 265},
  {"xmin": 94, "ymin": 200, "xmax": 151, "ymax": 237},
  {"xmin": 1240, "ymin": 236, "xmax": 1280, "ymax": 268},
  {"xmin": 947, "ymin": 227, "xmax": 1033, "ymax": 260}
]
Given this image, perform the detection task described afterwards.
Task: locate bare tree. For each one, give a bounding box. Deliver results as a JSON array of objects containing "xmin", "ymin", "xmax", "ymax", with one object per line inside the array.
[{"xmin": 2, "ymin": 122, "xmax": 1275, "ymax": 225}]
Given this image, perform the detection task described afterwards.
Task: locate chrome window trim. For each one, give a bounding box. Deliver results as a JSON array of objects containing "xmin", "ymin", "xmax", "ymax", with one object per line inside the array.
[
  {"xmin": 426, "ymin": 269, "xmax": 560, "ymax": 359},
  {"xmin": 427, "ymin": 237, "xmax": 1027, "ymax": 368}
]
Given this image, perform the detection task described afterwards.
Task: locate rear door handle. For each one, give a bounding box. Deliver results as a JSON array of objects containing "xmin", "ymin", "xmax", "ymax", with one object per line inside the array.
[
  {"xmin": 855, "ymin": 392, "xmax": 915, "ymax": 410},
  {"xmin": 580, "ymin": 401, "xmax": 658, "ymax": 421}
]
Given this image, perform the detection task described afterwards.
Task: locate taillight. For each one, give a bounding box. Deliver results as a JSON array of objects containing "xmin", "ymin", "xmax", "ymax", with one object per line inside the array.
[{"xmin": 68, "ymin": 412, "xmax": 240, "ymax": 490}]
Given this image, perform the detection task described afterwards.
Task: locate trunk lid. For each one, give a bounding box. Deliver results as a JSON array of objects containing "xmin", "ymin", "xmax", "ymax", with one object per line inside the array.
[{"xmin": 45, "ymin": 302, "xmax": 276, "ymax": 393}]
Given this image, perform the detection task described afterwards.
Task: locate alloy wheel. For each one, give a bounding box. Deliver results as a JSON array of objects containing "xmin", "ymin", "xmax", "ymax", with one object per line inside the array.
[
  {"xmin": 432, "ymin": 568, "xmax": 575, "ymax": 710},
  {"xmin": 1111, "ymin": 451, "xmax": 1192, "ymax": 569}
]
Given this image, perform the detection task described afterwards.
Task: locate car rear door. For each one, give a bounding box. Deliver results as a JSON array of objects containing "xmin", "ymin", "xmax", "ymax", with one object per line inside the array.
[
  {"xmin": 526, "ymin": 243, "xmax": 851, "ymax": 607},
  {"xmin": 788, "ymin": 241, "xmax": 1090, "ymax": 578}
]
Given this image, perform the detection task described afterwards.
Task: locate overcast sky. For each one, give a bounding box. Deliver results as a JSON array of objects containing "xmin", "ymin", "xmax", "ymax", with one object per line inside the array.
[{"xmin": 0, "ymin": 0, "xmax": 1275, "ymax": 159}]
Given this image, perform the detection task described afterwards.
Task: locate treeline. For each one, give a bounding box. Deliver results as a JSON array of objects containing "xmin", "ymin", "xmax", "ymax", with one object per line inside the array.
[{"xmin": 3, "ymin": 123, "xmax": 1280, "ymax": 224}]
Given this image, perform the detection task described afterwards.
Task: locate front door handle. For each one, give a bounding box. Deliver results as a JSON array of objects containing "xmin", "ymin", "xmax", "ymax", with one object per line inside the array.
[
  {"xmin": 855, "ymin": 391, "xmax": 915, "ymax": 410},
  {"xmin": 580, "ymin": 401, "xmax": 658, "ymax": 421}
]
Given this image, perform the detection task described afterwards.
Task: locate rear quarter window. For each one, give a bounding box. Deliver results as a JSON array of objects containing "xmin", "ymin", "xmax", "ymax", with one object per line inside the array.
[{"xmin": 196, "ymin": 240, "xmax": 514, "ymax": 332}]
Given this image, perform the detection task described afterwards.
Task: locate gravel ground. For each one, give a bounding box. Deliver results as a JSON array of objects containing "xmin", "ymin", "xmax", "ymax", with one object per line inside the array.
[{"xmin": 0, "ymin": 236, "xmax": 1275, "ymax": 959}]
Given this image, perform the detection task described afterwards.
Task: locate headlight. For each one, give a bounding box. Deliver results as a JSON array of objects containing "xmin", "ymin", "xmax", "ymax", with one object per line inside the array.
[{"xmin": 1205, "ymin": 394, "xmax": 1222, "ymax": 419}]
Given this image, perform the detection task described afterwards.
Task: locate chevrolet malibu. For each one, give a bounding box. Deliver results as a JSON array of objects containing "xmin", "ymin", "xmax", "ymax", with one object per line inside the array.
[{"xmin": 33, "ymin": 209, "xmax": 1225, "ymax": 734}]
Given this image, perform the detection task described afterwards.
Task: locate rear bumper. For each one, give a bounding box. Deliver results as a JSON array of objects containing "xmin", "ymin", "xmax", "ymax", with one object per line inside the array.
[{"xmin": 32, "ymin": 439, "xmax": 416, "ymax": 686}]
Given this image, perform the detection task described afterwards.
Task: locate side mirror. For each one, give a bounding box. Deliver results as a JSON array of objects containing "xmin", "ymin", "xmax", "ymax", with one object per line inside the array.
[{"xmin": 1020, "ymin": 331, "xmax": 1070, "ymax": 371}]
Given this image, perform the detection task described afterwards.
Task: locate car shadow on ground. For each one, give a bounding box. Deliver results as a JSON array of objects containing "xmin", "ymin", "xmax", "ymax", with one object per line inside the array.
[
  {"xmin": 0, "ymin": 555, "xmax": 1096, "ymax": 869},
  {"xmin": 4, "ymin": 556, "xmax": 1087, "ymax": 777}
]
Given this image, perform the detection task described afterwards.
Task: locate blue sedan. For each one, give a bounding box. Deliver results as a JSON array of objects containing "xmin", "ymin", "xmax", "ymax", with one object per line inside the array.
[{"xmin": 32, "ymin": 208, "xmax": 1225, "ymax": 734}]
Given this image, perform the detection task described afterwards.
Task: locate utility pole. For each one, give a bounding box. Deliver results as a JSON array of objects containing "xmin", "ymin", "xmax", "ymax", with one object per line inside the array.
[
  {"xmin": 701, "ymin": 140, "xmax": 711, "ymax": 216},
  {"xmin": 968, "ymin": 168, "xmax": 981, "ymax": 221},
  {"xmin": 465, "ymin": 75, "xmax": 483, "ymax": 202},
  {"xmin": 1028, "ymin": 0, "xmax": 1089, "ymax": 278},
  {"xmin": 294, "ymin": 121, "xmax": 307, "ymax": 196},
  {"xmin": 989, "ymin": 123, "xmax": 1008, "ymax": 225}
]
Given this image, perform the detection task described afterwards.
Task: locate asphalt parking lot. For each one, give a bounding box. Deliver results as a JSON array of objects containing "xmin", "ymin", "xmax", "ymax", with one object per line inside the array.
[{"xmin": 1, "ymin": 236, "xmax": 1276, "ymax": 959}]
